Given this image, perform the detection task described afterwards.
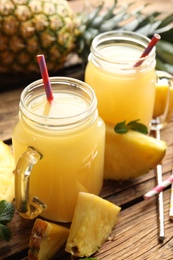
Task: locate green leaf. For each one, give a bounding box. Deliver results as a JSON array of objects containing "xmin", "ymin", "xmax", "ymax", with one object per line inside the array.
[
  {"xmin": 0, "ymin": 200, "xmax": 14, "ymax": 225},
  {"xmin": 114, "ymin": 121, "xmax": 128, "ymax": 134},
  {"xmin": 156, "ymin": 57, "xmax": 168, "ymax": 71},
  {"xmin": 0, "ymin": 223, "xmax": 11, "ymax": 242},
  {"xmin": 114, "ymin": 120, "xmax": 148, "ymax": 135},
  {"xmin": 127, "ymin": 120, "xmax": 148, "ymax": 134},
  {"xmin": 162, "ymin": 63, "xmax": 173, "ymax": 75},
  {"xmin": 85, "ymin": 3, "xmax": 104, "ymax": 26},
  {"xmin": 0, "ymin": 200, "xmax": 14, "ymax": 242},
  {"xmin": 156, "ymin": 40, "xmax": 173, "ymax": 64},
  {"xmin": 157, "ymin": 14, "xmax": 173, "ymax": 29}
]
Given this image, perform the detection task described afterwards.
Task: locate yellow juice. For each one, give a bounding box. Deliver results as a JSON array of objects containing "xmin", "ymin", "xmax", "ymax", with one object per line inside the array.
[
  {"xmin": 85, "ymin": 31, "xmax": 156, "ymax": 180},
  {"xmin": 13, "ymin": 79, "xmax": 105, "ymax": 222},
  {"xmin": 153, "ymin": 79, "xmax": 169, "ymax": 118},
  {"xmin": 167, "ymin": 84, "xmax": 173, "ymax": 121},
  {"xmin": 85, "ymin": 45, "xmax": 156, "ymax": 128},
  {"xmin": 152, "ymin": 71, "xmax": 173, "ymax": 129}
]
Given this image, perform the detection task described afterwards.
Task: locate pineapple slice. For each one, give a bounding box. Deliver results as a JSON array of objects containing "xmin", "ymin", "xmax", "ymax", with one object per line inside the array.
[
  {"xmin": 65, "ymin": 192, "xmax": 121, "ymax": 257},
  {"xmin": 0, "ymin": 140, "xmax": 15, "ymax": 201},
  {"xmin": 28, "ymin": 218, "xmax": 69, "ymax": 260},
  {"xmin": 104, "ymin": 125, "xmax": 167, "ymax": 180}
]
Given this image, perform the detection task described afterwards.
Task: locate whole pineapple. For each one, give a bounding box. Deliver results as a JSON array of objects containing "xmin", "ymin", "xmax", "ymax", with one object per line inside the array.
[
  {"xmin": 0, "ymin": 0, "xmax": 173, "ymax": 74},
  {"xmin": 0, "ymin": 0, "xmax": 76, "ymax": 73}
]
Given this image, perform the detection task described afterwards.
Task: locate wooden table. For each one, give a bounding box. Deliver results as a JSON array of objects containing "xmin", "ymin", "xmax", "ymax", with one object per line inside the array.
[{"xmin": 1, "ymin": 0, "xmax": 173, "ymax": 259}]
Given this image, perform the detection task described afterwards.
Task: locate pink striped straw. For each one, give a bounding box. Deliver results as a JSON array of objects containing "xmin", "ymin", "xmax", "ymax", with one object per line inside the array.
[
  {"xmin": 37, "ymin": 54, "xmax": 54, "ymax": 102},
  {"xmin": 144, "ymin": 175, "xmax": 173, "ymax": 200},
  {"xmin": 134, "ymin": 34, "xmax": 161, "ymax": 67}
]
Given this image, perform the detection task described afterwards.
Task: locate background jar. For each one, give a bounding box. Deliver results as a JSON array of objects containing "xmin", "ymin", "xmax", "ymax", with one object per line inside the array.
[
  {"xmin": 85, "ymin": 30, "xmax": 156, "ymax": 129},
  {"xmin": 85, "ymin": 30, "xmax": 156, "ymax": 179}
]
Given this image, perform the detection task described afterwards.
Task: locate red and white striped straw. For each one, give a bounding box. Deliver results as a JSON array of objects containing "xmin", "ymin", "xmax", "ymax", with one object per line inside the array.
[
  {"xmin": 37, "ymin": 54, "xmax": 54, "ymax": 102},
  {"xmin": 144, "ymin": 175, "xmax": 173, "ymax": 200},
  {"xmin": 134, "ymin": 34, "xmax": 161, "ymax": 67}
]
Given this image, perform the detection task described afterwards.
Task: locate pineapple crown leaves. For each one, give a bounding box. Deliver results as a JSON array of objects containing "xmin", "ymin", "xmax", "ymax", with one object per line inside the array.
[
  {"xmin": 75, "ymin": 0, "xmax": 129, "ymax": 59},
  {"xmin": 74, "ymin": 0, "xmax": 173, "ymax": 74},
  {"xmin": 0, "ymin": 200, "xmax": 14, "ymax": 242}
]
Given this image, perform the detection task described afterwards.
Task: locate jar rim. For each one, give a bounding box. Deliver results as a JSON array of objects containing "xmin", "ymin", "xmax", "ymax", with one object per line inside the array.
[
  {"xmin": 20, "ymin": 77, "xmax": 97, "ymax": 128},
  {"xmin": 90, "ymin": 30, "xmax": 155, "ymax": 65}
]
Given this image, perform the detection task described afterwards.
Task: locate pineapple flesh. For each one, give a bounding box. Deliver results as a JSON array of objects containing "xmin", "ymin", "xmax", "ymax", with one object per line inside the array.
[
  {"xmin": 104, "ymin": 124, "xmax": 167, "ymax": 180},
  {"xmin": 0, "ymin": 140, "xmax": 15, "ymax": 202},
  {"xmin": 65, "ymin": 192, "xmax": 121, "ymax": 258},
  {"xmin": 28, "ymin": 218, "xmax": 69, "ymax": 260}
]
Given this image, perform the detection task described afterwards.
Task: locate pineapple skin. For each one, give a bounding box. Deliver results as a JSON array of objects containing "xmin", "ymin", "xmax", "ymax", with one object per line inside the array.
[
  {"xmin": 28, "ymin": 218, "xmax": 69, "ymax": 260},
  {"xmin": 65, "ymin": 192, "xmax": 121, "ymax": 258},
  {"xmin": 0, "ymin": 0, "xmax": 76, "ymax": 73}
]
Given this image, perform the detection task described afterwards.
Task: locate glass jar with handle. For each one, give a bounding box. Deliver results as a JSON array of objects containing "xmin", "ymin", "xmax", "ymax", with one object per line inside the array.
[
  {"xmin": 85, "ymin": 30, "xmax": 156, "ymax": 179},
  {"xmin": 13, "ymin": 77, "xmax": 105, "ymax": 222}
]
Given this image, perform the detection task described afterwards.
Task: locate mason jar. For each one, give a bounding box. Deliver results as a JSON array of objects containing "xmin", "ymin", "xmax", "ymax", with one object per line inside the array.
[
  {"xmin": 13, "ymin": 77, "xmax": 105, "ymax": 222},
  {"xmin": 85, "ymin": 31, "xmax": 156, "ymax": 179}
]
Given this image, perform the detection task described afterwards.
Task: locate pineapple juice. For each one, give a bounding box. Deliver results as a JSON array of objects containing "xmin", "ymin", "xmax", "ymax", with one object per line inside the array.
[
  {"xmin": 85, "ymin": 31, "xmax": 156, "ymax": 179},
  {"xmin": 153, "ymin": 79, "xmax": 169, "ymax": 118},
  {"xmin": 13, "ymin": 77, "xmax": 105, "ymax": 222},
  {"xmin": 152, "ymin": 70, "xmax": 173, "ymax": 130},
  {"xmin": 85, "ymin": 44, "xmax": 156, "ymax": 127}
]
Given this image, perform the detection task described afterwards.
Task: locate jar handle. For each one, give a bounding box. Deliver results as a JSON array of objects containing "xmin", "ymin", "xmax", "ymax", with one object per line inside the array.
[{"xmin": 15, "ymin": 146, "xmax": 46, "ymax": 219}]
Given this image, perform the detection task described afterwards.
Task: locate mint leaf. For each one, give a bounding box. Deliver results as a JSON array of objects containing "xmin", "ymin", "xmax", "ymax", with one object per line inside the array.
[
  {"xmin": 114, "ymin": 119, "xmax": 148, "ymax": 135},
  {"xmin": 0, "ymin": 200, "xmax": 14, "ymax": 241},
  {"xmin": 0, "ymin": 200, "xmax": 14, "ymax": 224},
  {"xmin": 0, "ymin": 223, "xmax": 11, "ymax": 242},
  {"xmin": 114, "ymin": 121, "xmax": 128, "ymax": 133}
]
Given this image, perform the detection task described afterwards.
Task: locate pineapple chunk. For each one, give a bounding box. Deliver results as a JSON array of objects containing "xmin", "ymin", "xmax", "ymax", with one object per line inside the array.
[
  {"xmin": 65, "ymin": 192, "xmax": 121, "ymax": 257},
  {"xmin": 28, "ymin": 218, "xmax": 69, "ymax": 260},
  {"xmin": 104, "ymin": 125, "xmax": 167, "ymax": 180},
  {"xmin": 0, "ymin": 140, "xmax": 15, "ymax": 201}
]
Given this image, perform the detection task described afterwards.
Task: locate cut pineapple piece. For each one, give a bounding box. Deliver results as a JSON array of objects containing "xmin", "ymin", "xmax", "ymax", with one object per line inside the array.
[
  {"xmin": 65, "ymin": 192, "xmax": 121, "ymax": 257},
  {"xmin": 28, "ymin": 218, "xmax": 69, "ymax": 260},
  {"xmin": 0, "ymin": 140, "xmax": 15, "ymax": 201},
  {"xmin": 104, "ymin": 125, "xmax": 167, "ymax": 180}
]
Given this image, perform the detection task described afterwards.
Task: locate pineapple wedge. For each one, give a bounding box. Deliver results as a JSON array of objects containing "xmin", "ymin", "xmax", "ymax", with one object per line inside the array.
[
  {"xmin": 65, "ymin": 192, "xmax": 121, "ymax": 257},
  {"xmin": 28, "ymin": 218, "xmax": 69, "ymax": 260},
  {"xmin": 104, "ymin": 125, "xmax": 167, "ymax": 180},
  {"xmin": 0, "ymin": 140, "xmax": 15, "ymax": 201}
]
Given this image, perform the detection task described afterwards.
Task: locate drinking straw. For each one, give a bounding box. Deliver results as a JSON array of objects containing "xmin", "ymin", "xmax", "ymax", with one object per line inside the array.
[
  {"xmin": 144, "ymin": 175, "xmax": 173, "ymax": 200},
  {"xmin": 156, "ymin": 163, "xmax": 165, "ymax": 241},
  {"xmin": 37, "ymin": 54, "xmax": 53, "ymax": 102},
  {"xmin": 169, "ymin": 172, "xmax": 173, "ymax": 220},
  {"xmin": 134, "ymin": 34, "xmax": 161, "ymax": 67},
  {"xmin": 154, "ymin": 122, "xmax": 164, "ymax": 241}
]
